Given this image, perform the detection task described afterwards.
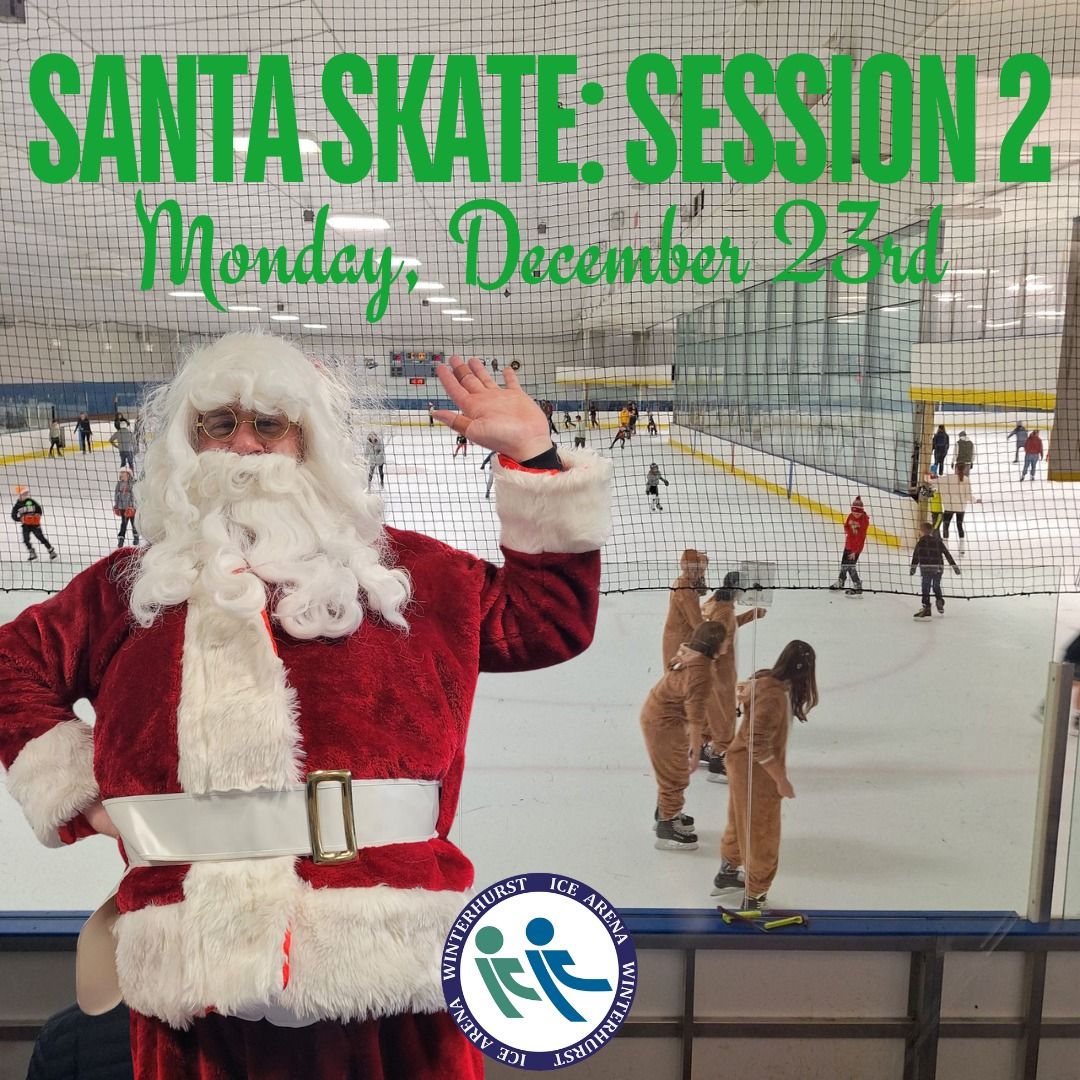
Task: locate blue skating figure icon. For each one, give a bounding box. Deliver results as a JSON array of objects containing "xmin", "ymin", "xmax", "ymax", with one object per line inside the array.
[{"xmin": 474, "ymin": 917, "xmax": 613, "ymax": 1022}]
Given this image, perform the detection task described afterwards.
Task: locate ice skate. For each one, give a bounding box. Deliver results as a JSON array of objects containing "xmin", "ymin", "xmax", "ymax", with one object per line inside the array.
[
  {"xmin": 740, "ymin": 893, "xmax": 768, "ymax": 913},
  {"xmin": 914, "ymin": 606, "xmax": 931, "ymax": 619},
  {"xmin": 706, "ymin": 753, "xmax": 728, "ymax": 784},
  {"xmin": 845, "ymin": 587, "xmax": 863, "ymax": 598},
  {"xmin": 26, "ymin": 551, "xmax": 37, "ymax": 561},
  {"xmin": 829, "ymin": 580, "xmax": 842, "ymax": 591},
  {"xmin": 654, "ymin": 807, "xmax": 695, "ymax": 832},
  {"xmin": 710, "ymin": 861, "xmax": 744, "ymax": 894},
  {"xmin": 48, "ymin": 549, "xmax": 58, "ymax": 560},
  {"xmin": 654, "ymin": 819, "xmax": 699, "ymax": 851},
  {"xmin": 936, "ymin": 600, "xmax": 945, "ymax": 614}
]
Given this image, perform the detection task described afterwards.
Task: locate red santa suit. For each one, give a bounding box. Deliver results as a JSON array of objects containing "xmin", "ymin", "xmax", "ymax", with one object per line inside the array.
[{"xmin": 0, "ymin": 453, "xmax": 611, "ymax": 1079}]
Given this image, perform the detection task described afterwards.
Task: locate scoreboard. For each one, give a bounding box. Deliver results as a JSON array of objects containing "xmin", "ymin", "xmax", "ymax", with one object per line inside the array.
[{"xmin": 389, "ymin": 349, "xmax": 442, "ymax": 378}]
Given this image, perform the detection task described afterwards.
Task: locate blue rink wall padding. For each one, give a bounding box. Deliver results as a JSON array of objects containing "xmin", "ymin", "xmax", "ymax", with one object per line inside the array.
[
  {"xmin": 0, "ymin": 383, "xmax": 669, "ymax": 417},
  {"xmin": 5, "ymin": 909, "xmax": 1080, "ymax": 947}
]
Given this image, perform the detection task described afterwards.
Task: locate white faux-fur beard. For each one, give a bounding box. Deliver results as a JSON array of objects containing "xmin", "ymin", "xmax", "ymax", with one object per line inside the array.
[{"xmin": 129, "ymin": 451, "xmax": 410, "ymax": 640}]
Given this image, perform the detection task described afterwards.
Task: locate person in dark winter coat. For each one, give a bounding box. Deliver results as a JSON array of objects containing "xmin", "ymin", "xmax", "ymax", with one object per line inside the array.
[
  {"xmin": 910, "ymin": 522, "xmax": 960, "ymax": 618},
  {"xmin": 1007, "ymin": 422, "xmax": 1027, "ymax": 464},
  {"xmin": 954, "ymin": 431, "xmax": 974, "ymax": 477},
  {"xmin": 11, "ymin": 485, "xmax": 57, "ymax": 561},
  {"xmin": 931, "ymin": 426, "xmax": 949, "ymax": 477},
  {"xmin": 74, "ymin": 413, "xmax": 93, "ymax": 453},
  {"xmin": 27, "ymin": 1002, "xmax": 134, "ymax": 1080}
]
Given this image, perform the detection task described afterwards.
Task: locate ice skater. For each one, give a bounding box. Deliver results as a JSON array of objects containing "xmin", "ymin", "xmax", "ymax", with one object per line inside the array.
[
  {"xmin": 453, "ymin": 432, "xmax": 469, "ymax": 458},
  {"xmin": 910, "ymin": 522, "xmax": 960, "ymax": 618},
  {"xmin": 1007, "ymin": 421, "xmax": 1027, "ymax": 464},
  {"xmin": 829, "ymin": 496, "xmax": 869, "ymax": 597},
  {"xmin": 588, "ymin": 402, "xmax": 599, "ymax": 429},
  {"xmin": 608, "ymin": 427, "xmax": 629, "ymax": 450},
  {"xmin": 640, "ymin": 621, "xmax": 729, "ymax": 851},
  {"xmin": 113, "ymin": 466, "xmax": 139, "ymax": 548},
  {"xmin": 109, "ymin": 419, "xmax": 135, "ymax": 470},
  {"xmin": 573, "ymin": 434, "xmax": 586, "ymax": 449},
  {"xmin": 627, "ymin": 402, "xmax": 639, "ymax": 437},
  {"xmin": 365, "ymin": 433, "xmax": 386, "ymax": 488},
  {"xmin": 562, "ymin": 411, "xmax": 576, "ymax": 430},
  {"xmin": 662, "ymin": 549, "xmax": 709, "ymax": 664},
  {"xmin": 47, "ymin": 417, "xmax": 62, "ymax": 457},
  {"xmin": 74, "ymin": 412, "xmax": 93, "ymax": 453},
  {"xmin": 427, "ymin": 401, "xmax": 435, "ymax": 426},
  {"xmin": 647, "ymin": 412, "xmax": 658, "ymax": 436},
  {"xmin": 1021, "ymin": 429, "xmax": 1044, "ymax": 480},
  {"xmin": 10, "ymin": 485, "xmax": 58, "ymax": 561},
  {"xmin": 932, "ymin": 425, "xmax": 949, "ymax": 477},
  {"xmin": 479, "ymin": 449, "xmax": 496, "ymax": 498},
  {"xmin": 954, "ymin": 430, "xmax": 974, "ymax": 477},
  {"xmin": 701, "ymin": 572, "xmax": 767, "ymax": 783},
  {"xmin": 712, "ymin": 640, "xmax": 818, "ymax": 912},
  {"xmin": 645, "ymin": 463, "xmax": 669, "ymax": 511},
  {"xmin": 934, "ymin": 465, "xmax": 980, "ymax": 542}
]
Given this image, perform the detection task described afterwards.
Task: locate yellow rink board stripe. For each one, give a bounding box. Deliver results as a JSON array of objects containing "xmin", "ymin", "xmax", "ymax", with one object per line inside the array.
[
  {"xmin": 910, "ymin": 387, "xmax": 1056, "ymax": 410},
  {"xmin": 0, "ymin": 440, "xmax": 111, "ymax": 468},
  {"xmin": 668, "ymin": 438, "xmax": 904, "ymax": 550}
]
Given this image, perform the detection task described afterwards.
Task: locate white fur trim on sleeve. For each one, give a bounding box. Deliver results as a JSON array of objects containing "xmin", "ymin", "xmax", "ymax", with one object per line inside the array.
[
  {"xmin": 493, "ymin": 448, "xmax": 613, "ymax": 555},
  {"xmin": 4, "ymin": 719, "xmax": 98, "ymax": 847}
]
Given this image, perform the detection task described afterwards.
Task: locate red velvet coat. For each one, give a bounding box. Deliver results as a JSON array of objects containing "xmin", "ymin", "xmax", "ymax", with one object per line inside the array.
[{"xmin": 0, "ymin": 452, "xmax": 611, "ymax": 1049}]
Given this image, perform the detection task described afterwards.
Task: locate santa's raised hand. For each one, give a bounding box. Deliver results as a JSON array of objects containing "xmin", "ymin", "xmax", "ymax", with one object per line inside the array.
[{"xmin": 433, "ymin": 356, "xmax": 553, "ymax": 462}]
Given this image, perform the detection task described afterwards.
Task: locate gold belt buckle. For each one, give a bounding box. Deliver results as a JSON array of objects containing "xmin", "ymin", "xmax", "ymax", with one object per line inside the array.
[{"xmin": 305, "ymin": 770, "xmax": 359, "ymax": 865}]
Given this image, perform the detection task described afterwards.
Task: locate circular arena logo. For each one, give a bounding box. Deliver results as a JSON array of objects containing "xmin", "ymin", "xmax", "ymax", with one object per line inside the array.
[{"xmin": 441, "ymin": 873, "xmax": 637, "ymax": 1071}]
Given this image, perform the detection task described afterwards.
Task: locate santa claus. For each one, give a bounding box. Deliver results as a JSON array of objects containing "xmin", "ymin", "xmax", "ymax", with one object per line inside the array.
[{"xmin": 0, "ymin": 334, "xmax": 612, "ymax": 1078}]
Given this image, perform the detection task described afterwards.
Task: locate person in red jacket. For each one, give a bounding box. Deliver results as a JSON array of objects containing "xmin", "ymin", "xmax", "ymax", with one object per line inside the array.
[
  {"xmin": 1021, "ymin": 429, "xmax": 1045, "ymax": 481},
  {"xmin": 828, "ymin": 496, "xmax": 869, "ymax": 597},
  {"xmin": 0, "ymin": 333, "xmax": 612, "ymax": 1080}
]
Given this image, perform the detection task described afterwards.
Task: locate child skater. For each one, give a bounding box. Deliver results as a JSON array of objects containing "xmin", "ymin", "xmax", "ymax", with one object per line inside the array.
[
  {"xmin": 910, "ymin": 521, "xmax": 960, "ymax": 618},
  {"xmin": 452, "ymin": 432, "xmax": 469, "ymax": 458},
  {"xmin": 641, "ymin": 621, "xmax": 730, "ymax": 850},
  {"xmin": 828, "ymin": 496, "xmax": 869, "ymax": 597},
  {"xmin": 10, "ymin": 485, "xmax": 58, "ymax": 561},
  {"xmin": 712, "ymin": 640, "xmax": 818, "ymax": 911},
  {"xmin": 647, "ymin": 412, "xmax": 658, "ymax": 436},
  {"xmin": 645, "ymin": 462, "xmax": 670, "ymax": 511},
  {"xmin": 608, "ymin": 427, "xmax": 629, "ymax": 450},
  {"xmin": 701, "ymin": 572, "xmax": 767, "ymax": 783}
]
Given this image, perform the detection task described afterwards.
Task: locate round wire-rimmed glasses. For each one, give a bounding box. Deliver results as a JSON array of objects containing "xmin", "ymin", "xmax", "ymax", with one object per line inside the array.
[{"xmin": 196, "ymin": 406, "xmax": 297, "ymax": 442}]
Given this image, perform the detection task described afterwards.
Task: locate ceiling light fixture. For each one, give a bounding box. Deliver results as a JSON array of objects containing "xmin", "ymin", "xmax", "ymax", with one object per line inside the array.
[
  {"xmin": 302, "ymin": 323, "xmax": 329, "ymax": 329},
  {"xmin": 443, "ymin": 309, "xmax": 468, "ymax": 315},
  {"xmin": 169, "ymin": 291, "xmax": 205, "ymax": 298},
  {"xmin": 327, "ymin": 213, "xmax": 391, "ymax": 231},
  {"xmin": 451, "ymin": 317, "xmax": 474, "ymax": 322},
  {"xmin": 426, "ymin": 297, "xmax": 457, "ymax": 305},
  {"xmin": 228, "ymin": 304, "xmax": 261, "ymax": 312},
  {"xmin": 411, "ymin": 281, "xmax": 445, "ymax": 291},
  {"xmin": 271, "ymin": 314, "xmax": 300, "ymax": 322}
]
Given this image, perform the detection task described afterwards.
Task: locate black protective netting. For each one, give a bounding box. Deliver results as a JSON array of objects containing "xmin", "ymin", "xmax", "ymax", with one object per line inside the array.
[{"xmin": 0, "ymin": 0, "xmax": 1077, "ymax": 596}]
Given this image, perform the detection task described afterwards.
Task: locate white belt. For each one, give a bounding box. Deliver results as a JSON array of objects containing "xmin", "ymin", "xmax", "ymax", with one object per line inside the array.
[{"xmin": 103, "ymin": 771, "xmax": 440, "ymax": 868}]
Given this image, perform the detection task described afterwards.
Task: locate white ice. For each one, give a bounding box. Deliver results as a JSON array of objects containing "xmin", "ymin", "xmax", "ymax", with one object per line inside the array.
[{"xmin": 0, "ymin": 413, "xmax": 1073, "ymax": 915}]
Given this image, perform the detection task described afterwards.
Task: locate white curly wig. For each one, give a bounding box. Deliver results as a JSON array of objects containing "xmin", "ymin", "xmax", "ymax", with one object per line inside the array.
[{"xmin": 128, "ymin": 332, "xmax": 411, "ymax": 637}]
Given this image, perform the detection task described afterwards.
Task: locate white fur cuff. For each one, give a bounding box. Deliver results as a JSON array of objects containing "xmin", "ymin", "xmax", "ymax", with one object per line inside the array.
[
  {"xmin": 493, "ymin": 449, "xmax": 613, "ymax": 555},
  {"xmin": 5, "ymin": 720, "xmax": 98, "ymax": 847}
]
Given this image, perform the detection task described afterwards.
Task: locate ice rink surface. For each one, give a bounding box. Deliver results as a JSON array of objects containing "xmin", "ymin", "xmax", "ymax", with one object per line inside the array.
[{"xmin": 0, "ymin": 413, "xmax": 1076, "ymax": 915}]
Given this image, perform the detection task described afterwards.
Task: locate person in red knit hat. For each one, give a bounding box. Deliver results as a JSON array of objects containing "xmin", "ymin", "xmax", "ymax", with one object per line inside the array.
[
  {"xmin": 829, "ymin": 496, "xmax": 869, "ymax": 597},
  {"xmin": 0, "ymin": 333, "xmax": 612, "ymax": 1080}
]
